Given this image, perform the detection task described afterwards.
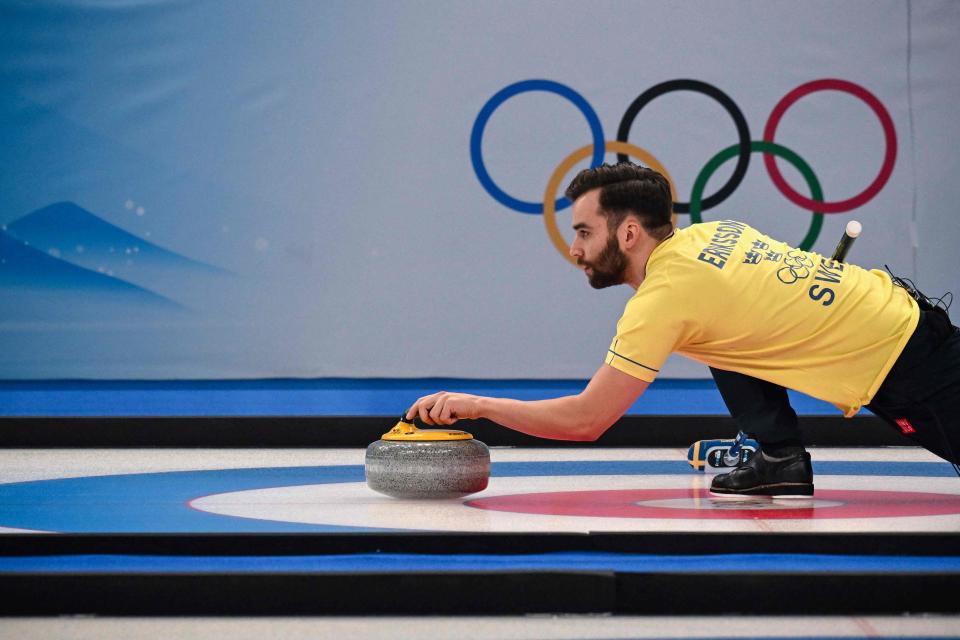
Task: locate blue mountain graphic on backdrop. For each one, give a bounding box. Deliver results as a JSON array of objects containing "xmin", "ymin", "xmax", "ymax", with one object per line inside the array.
[
  {"xmin": 0, "ymin": 229, "xmax": 184, "ymax": 320},
  {"xmin": 4, "ymin": 202, "xmax": 228, "ymax": 281}
]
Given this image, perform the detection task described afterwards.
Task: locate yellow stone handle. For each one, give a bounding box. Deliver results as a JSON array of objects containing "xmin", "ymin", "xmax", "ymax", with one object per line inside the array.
[
  {"xmin": 387, "ymin": 415, "xmax": 418, "ymax": 436},
  {"xmin": 381, "ymin": 414, "xmax": 473, "ymax": 441}
]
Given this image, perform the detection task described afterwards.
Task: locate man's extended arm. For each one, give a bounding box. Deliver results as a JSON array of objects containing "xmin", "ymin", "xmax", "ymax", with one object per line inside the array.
[{"xmin": 405, "ymin": 364, "xmax": 649, "ymax": 441}]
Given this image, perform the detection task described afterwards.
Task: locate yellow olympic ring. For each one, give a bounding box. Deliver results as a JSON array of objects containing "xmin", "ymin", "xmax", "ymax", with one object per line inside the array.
[{"xmin": 543, "ymin": 141, "xmax": 678, "ymax": 266}]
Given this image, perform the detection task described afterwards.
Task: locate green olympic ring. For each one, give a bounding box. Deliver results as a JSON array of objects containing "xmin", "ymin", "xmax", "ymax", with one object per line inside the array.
[{"xmin": 690, "ymin": 141, "xmax": 823, "ymax": 251}]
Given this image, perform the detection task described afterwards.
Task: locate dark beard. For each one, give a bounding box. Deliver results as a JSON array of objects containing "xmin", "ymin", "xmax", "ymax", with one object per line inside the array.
[{"xmin": 580, "ymin": 233, "xmax": 628, "ymax": 289}]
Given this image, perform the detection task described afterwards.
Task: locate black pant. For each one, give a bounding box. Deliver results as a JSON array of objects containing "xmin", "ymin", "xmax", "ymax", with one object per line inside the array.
[{"xmin": 710, "ymin": 307, "xmax": 960, "ymax": 464}]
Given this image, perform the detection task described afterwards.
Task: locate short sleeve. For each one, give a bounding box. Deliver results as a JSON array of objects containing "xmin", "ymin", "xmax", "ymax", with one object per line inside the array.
[{"xmin": 604, "ymin": 279, "xmax": 685, "ymax": 383}]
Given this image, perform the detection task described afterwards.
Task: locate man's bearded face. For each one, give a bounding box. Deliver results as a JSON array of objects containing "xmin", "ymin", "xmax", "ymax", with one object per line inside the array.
[{"xmin": 579, "ymin": 230, "xmax": 628, "ymax": 289}]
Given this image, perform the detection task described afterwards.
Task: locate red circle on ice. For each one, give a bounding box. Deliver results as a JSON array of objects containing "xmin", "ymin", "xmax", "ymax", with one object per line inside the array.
[{"xmin": 465, "ymin": 488, "xmax": 960, "ymax": 520}]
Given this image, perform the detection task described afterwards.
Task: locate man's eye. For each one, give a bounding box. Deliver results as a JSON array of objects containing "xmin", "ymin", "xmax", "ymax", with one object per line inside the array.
[{"xmin": 579, "ymin": 231, "xmax": 589, "ymax": 238}]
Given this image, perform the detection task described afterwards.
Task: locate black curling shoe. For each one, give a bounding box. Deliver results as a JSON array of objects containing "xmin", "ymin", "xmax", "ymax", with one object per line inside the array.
[{"xmin": 709, "ymin": 450, "xmax": 814, "ymax": 497}]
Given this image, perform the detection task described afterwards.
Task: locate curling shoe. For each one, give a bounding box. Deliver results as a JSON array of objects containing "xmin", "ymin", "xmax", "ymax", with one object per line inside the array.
[{"xmin": 709, "ymin": 449, "xmax": 814, "ymax": 498}]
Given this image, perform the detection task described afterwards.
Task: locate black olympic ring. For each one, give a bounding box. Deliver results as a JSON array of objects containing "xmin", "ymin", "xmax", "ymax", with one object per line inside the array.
[{"xmin": 616, "ymin": 79, "xmax": 752, "ymax": 214}]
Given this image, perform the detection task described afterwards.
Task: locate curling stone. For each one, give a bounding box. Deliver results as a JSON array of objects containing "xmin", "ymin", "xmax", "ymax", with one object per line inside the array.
[{"xmin": 365, "ymin": 416, "xmax": 490, "ymax": 499}]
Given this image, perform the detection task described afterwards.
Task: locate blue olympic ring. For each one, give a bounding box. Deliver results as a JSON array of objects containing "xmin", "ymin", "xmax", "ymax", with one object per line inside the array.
[{"xmin": 470, "ymin": 79, "xmax": 605, "ymax": 215}]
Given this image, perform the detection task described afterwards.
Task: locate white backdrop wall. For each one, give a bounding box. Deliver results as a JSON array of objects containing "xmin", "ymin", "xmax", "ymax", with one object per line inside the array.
[{"xmin": 0, "ymin": 0, "xmax": 956, "ymax": 379}]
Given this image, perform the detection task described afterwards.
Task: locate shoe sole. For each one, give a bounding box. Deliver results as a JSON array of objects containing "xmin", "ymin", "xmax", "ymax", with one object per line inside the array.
[{"xmin": 709, "ymin": 483, "xmax": 814, "ymax": 498}]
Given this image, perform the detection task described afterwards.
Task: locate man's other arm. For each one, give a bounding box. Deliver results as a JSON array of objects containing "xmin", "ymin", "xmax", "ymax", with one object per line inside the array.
[{"xmin": 405, "ymin": 364, "xmax": 649, "ymax": 441}]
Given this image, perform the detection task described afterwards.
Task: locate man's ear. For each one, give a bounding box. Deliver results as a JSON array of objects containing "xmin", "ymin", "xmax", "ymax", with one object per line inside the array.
[{"xmin": 621, "ymin": 216, "xmax": 643, "ymax": 248}]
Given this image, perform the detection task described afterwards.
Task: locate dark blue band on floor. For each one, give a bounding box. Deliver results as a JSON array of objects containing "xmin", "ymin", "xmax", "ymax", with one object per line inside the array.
[
  {"xmin": 0, "ymin": 378, "xmax": 844, "ymax": 416},
  {"xmin": 2, "ymin": 552, "xmax": 959, "ymax": 574},
  {"xmin": 0, "ymin": 460, "xmax": 953, "ymax": 533}
]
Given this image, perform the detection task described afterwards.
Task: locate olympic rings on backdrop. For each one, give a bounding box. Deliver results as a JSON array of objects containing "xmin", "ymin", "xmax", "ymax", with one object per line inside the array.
[
  {"xmin": 470, "ymin": 80, "xmax": 605, "ymax": 214},
  {"xmin": 690, "ymin": 141, "xmax": 824, "ymax": 251},
  {"xmin": 763, "ymin": 79, "xmax": 897, "ymax": 213},
  {"xmin": 471, "ymin": 78, "xmax": 897, "ymax": 263},
  {"xmin": 542, "ymin": 141, "xmax": 679, "ymax": 266},
  {"xmin": 616, "ymin": 80, "xmax": 751, "ymax": 214}
]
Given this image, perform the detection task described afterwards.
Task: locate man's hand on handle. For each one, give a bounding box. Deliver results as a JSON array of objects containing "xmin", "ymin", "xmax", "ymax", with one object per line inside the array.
[{"xmin": 406, "ymin": 392, "xmax": 484, "ymax": 426}]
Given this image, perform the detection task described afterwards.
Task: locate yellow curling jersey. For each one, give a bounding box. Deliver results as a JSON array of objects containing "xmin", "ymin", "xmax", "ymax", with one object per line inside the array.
[{"xmin": 605, "ymin": 220, "xmax": 919, "ymax": 416}]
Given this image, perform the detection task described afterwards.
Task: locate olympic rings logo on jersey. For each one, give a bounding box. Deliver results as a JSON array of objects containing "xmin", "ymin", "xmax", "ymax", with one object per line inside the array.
[
  {"xmin": 776, "ymin": 250, "xmax": 816, "ymax": 285},
  {"xmin": 470, "ymin": 78, "xmax": 897, "ymax": 265}
]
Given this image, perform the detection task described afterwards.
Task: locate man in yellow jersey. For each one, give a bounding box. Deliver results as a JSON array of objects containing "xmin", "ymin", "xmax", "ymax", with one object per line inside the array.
[{"xmin": 407, "ymin": 162, "xmax": 959, "ymax": 496}]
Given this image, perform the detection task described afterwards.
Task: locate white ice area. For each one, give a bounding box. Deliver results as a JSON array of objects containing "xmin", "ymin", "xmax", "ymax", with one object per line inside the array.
[
  {"xmin": 0, "ymin": 526, "xmax": 48, "ymax": 534},
  {"xmin": 1, "ymin": 615, "xmax": 957, "ymax": 640},
  {"xmin": 0, "ymin": 447, "xmax": 941, "ymax": 484},
  {"xmin": 0, "ymin": 448, "xmax": 369, "ymax": 483}
]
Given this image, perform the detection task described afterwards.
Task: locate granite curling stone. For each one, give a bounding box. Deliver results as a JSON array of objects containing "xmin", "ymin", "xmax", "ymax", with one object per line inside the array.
[{"xmin": 365, "ymin": 416, "xmax": 490, "ymax": 499}]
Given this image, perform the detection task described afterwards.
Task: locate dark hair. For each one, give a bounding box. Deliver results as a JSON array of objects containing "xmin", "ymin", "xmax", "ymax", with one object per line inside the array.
[{"xmin": 564, "ymin": 162, "xmax": 673, "ymax": 240}]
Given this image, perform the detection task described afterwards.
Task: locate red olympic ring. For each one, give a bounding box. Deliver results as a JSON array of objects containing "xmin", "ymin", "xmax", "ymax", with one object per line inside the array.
[{"xmin": 763, "ymin": 79, "xmax": 897, "ymax": 214}]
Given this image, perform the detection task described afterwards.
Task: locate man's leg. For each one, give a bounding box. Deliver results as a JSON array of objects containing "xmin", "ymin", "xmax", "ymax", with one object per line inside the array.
[
  {"xmin": 708, "ymin": 368, "xmax": 813, "ymax": 497},
  {"xmin": 709, "ymin": 367, "xmax": 804, "ymax": 455},
  {"xmin": 867, "ymin": 308, "xmax": 960, "ymax": 466}
]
